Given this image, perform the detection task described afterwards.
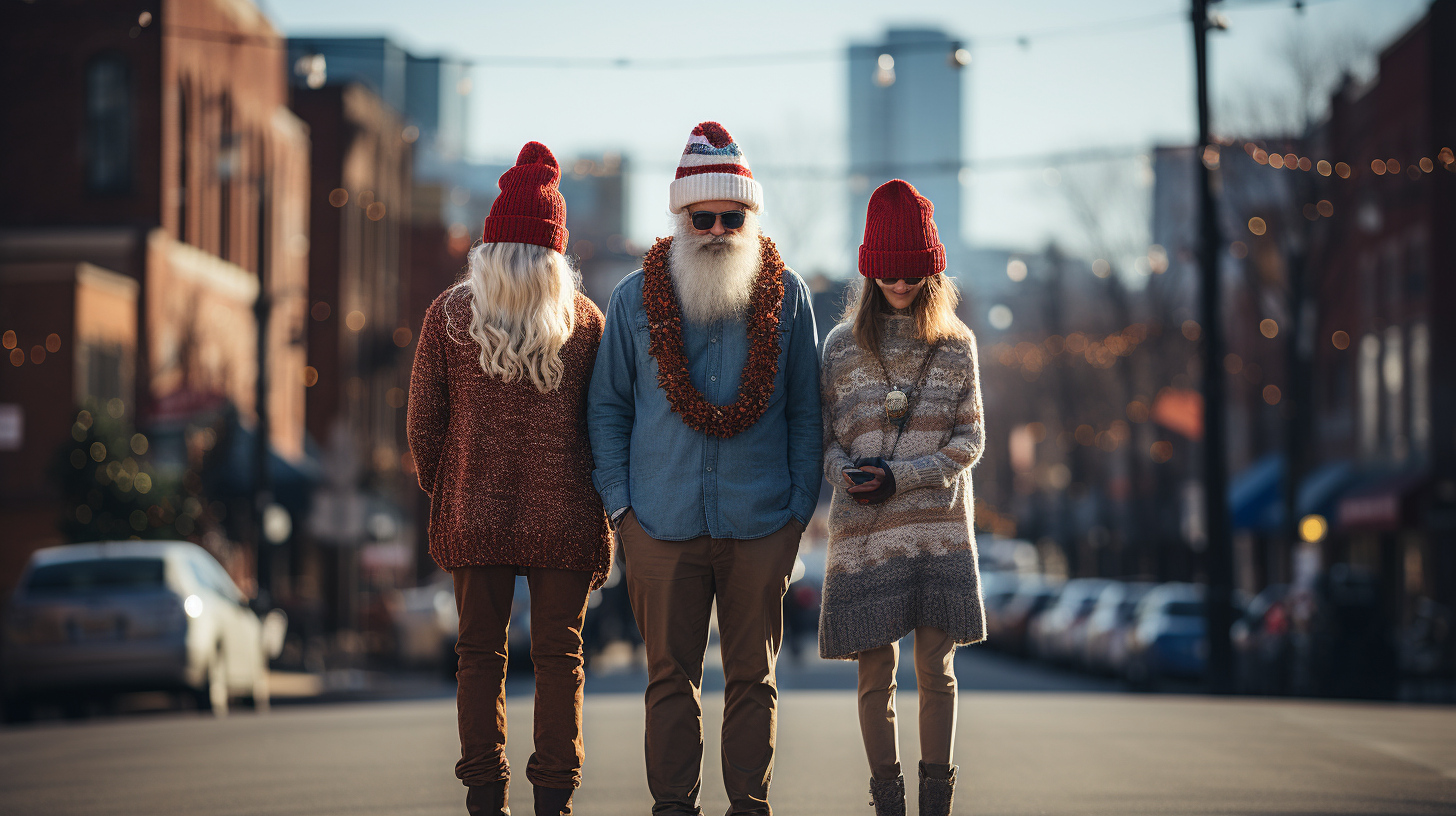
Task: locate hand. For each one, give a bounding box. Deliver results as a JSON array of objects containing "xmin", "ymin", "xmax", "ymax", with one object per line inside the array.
[{"xmin": 844, "ymin": 466, "xmax": 887, "ymax": 504}]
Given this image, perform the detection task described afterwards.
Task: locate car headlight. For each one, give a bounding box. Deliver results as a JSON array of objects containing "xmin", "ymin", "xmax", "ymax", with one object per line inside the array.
[{"xmin": 184, "ymin": 595, "xmax": 204, "ymax": 619}]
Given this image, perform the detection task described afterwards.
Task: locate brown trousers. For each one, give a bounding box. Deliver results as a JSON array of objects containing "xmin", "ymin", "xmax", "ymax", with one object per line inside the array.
[
  {"xmin": 856, "ymin": 626, "xmax": 958, "ymax": 781},
  {"xmin": 453, "ymin": 564, "xmax": 594, "ymax": 790},
  {"xmin": 620, "ymin": 512, "xmax": 802, "ymax": 816}
]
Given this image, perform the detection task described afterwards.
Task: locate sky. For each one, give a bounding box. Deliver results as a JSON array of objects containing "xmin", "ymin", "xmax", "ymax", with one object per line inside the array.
[{"xmin": 267, "ymin": 0, "xmax": 1428, "ymax": 276}]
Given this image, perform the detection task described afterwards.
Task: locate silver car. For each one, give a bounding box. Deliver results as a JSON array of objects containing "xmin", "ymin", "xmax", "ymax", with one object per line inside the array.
[{"xmin": 2, "ymin": 541, "xmax": 285, "ymax": 719}]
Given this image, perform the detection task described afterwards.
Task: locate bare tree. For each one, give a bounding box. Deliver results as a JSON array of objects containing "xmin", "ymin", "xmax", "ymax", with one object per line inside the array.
[{"xmin": 1217, "ymin": 24, "xmax": 1373, "ymax": 137}]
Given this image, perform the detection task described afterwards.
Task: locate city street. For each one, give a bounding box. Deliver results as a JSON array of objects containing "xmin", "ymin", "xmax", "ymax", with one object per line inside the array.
[{"xmin": 1, "ymin": 647, "xmax": 1453, "ymax": 816}]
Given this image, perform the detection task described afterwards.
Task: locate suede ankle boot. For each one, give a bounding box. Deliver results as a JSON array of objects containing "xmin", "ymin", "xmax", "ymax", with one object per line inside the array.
[
  {"xmin": 867, "ymin": 774, "xmax": 906, "ymax": 816},
  {"xmin": 918, "ymin": 761, "xmax": 957, "ymax": 816},
  {"xmin": 532, "ymin": 784, "xmax": 573, "ymax": 816},
  {"xmin": 465, "ymin": 781, "xmax": 510, "ymax": 816}
]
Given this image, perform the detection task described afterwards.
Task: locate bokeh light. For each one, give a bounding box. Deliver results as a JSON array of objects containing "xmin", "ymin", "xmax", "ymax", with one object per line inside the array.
[{"xmin": 1299, "ymin": 514, "xmax": 1328, "ymax": 543}]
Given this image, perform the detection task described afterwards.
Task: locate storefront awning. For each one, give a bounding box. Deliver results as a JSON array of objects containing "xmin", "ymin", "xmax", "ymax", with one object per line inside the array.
[
  {"xmin": 1230, "ymin": 454, "xmax": 1282, "ymax": 531},
  {"xmin": 1230, "ymin": 457, "xmax": 1361, "ymax": 533},
  {"xmin": 1336, "ymin": 469, "xmax": 1428, "ymax": 532}
]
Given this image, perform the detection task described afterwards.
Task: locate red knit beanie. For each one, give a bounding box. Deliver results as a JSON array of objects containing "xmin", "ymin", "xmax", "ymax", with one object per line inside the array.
[
  {"xmin": 858, "ymin": 179, "xmax": 946, "ymax": 278},
  {"xmin": 482, "ymin": 141, "xmax": 568, "ymax": 253}
]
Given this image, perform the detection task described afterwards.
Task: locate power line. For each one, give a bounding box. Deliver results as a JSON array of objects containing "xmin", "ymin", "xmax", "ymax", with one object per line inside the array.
[
  {"xmin": 211, "ymin": 11, "xmax": 1196, "ymax": 70},
  {"xmin": 468, "ymin": 145, "xmax": 1150, "ymax": 180}
]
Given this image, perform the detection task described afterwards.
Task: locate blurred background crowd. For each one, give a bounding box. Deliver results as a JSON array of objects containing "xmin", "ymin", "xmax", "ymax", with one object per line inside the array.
[{"xmin": 0, "ymin": 0, "xmax": 1452, "ymax": 720}]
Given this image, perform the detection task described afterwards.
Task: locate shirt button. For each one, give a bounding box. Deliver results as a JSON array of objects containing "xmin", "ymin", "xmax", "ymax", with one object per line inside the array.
[
  {"xmin": 710, "ymin": 375, "xmax": 718, "ymax": 382},
  {"xmin": 706, "ymin": 467, "xmax": 713, "ymax": 472},
  {"xmin": 710, "ymin": 337, "xmax": 718, "ymax": 343}
]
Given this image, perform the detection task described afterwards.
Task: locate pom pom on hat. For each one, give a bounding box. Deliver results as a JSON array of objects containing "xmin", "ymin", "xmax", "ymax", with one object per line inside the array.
[
  {"xmin": 669, "ymin": 121, "xmax": 764, "ymax": 213},
  {"xmin": 858, "ymin": 179, "xmax": 946, "ymax": 278},
  {"xmin": 482, "ymin": 141, "xmax": 568, "ymax": 253}
]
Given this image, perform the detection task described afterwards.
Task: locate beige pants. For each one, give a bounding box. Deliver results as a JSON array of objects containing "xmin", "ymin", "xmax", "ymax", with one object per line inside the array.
[{"xmin": 856, "ymin": 626, "xmax": 958, "ymax": 781}]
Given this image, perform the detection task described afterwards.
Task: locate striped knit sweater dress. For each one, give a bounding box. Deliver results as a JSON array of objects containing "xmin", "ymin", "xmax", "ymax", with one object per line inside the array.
[{"xmin": 818, "ymin": 315, "xmax": 987, "ymax": 660}]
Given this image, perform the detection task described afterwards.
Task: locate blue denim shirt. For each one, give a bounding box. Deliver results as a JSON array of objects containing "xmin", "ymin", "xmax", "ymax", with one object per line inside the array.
[{"xmin": 587, "ymin": 268, "xmax": 822, "ymax": 541}]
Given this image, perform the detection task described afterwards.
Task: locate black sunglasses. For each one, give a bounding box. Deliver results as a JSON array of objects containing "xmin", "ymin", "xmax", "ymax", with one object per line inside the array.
[
  {"xmin": 690, "ymin": 210, "xmax": 747, "ymax": 231},
  {"xmin": 875, "ymin": 276, "xmax": 925, "ymax": 286}
]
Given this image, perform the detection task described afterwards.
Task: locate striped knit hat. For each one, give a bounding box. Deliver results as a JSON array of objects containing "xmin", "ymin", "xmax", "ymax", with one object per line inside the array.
[
  {"xmin": 669, "ymin": 121, "xmax": 763, "ymax": 213},
  {"xmin": 859, "ymin": 179, "xmax": 946, "ymax": 278}
]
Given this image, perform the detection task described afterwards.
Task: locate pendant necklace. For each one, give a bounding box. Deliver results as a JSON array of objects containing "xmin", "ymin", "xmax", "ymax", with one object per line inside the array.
[{"xmin": 872, "ymin": 343, "xmax": 938, "ymax": 433}]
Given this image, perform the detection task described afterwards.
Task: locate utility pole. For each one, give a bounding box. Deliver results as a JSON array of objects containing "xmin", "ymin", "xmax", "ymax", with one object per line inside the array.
[
  {"xmin": 1192, "ymin": 0, "xmax": 1236, "ymax": 693},
  {"xmin": 252, "ymin": 166, "xmax": 273, "ymax": 608}
]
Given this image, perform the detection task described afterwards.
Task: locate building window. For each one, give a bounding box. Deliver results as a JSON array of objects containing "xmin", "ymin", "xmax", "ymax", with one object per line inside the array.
[
  {"xmin": 178, "ymin": 82, "xmax": 190, "ymax": 243},
  {"xmin": 1383, "ymin": 325, "xmax": 1405, "ymax": 461},
  {"xmin": 1409, "ymin": 322, "xmax": 1430, "ymax": 455},
  {"xmin": 1358, "ymin": 333, "xmax": 1380, "ymax": 459},
  {"xmin": 85, "ymin": 54, "xmax": 133, "ymax": 195},
  {"xmin": 219, "ymin": 94, "xmax": 234, "ymax": 262}
]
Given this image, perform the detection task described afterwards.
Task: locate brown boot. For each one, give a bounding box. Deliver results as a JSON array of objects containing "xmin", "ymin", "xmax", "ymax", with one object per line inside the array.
[
  {"xmin": 532, "ymin": 784, "xmax": 573, "ymax": 816},
  {"xmin": 466, "ymin": 781, "xmax": 510, "ymax": 815},
  {"xmin": 918, "ymin": 761, "xmax": 957, "ymax": 816},
  {"xmin": 868, "ymin": 774, "xmax": 906, "ymax": 816}
]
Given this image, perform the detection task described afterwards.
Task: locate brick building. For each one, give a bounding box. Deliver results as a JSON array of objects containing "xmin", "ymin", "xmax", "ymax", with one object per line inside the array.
[
  {"xmin": 289, "ymin": 81, "xmax": 416, "ymax": 634},
  {"xmin": 0, "ymin": 0, "xmax": 310, "ymax": 597},
  {"xmin": 1306, "ymin": 0, "xmax": 1456, "ymax": 680}
]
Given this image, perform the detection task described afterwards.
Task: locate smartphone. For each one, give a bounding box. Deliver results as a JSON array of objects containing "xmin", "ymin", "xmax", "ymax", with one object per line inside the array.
[{"xmin": 843, "ymin": 468, "xmax": 877, "ymax": 486}]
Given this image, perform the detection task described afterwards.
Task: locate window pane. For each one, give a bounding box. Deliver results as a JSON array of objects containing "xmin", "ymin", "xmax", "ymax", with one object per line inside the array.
[{"xmin": 86, "ymin": 55, "xmax": 132, "ymax": 194}]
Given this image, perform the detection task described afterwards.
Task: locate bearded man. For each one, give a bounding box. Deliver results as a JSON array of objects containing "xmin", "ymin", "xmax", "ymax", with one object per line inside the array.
[{"xmin": 588, "ymin": 121, "xmax": 822, "ymax": 816}]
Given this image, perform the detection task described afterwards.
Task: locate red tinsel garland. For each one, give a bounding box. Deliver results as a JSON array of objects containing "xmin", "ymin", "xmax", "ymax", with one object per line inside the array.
[{"xmin": 641, "ymin": 235, "xmax": 786, "ymax": 439}]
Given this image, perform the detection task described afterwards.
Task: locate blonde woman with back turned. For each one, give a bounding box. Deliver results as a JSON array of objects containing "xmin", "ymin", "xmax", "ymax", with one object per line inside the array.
[
  {"xmin": 407, "ymin": 142, "xmax": 611, "ymax": 816},
  {"xmin": 818, "ymin": 179, "xmax": 986, "ymax": 816}
]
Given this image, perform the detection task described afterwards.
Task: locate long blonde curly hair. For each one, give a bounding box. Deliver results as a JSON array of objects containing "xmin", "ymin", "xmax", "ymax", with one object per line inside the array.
[{"xmin": 447, "ymin": 241, "xmax": 579, "ymax": 393}]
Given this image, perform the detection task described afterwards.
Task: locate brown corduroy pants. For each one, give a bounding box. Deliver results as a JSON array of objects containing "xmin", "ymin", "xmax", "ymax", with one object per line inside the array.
[
  {"xmin": 619, "ymin": 511, "xmax": 802, "ymax": 816},
  {"xmin": 452, "ymin": 564, "xmax": 594, "ymax": 791},
  {"xmin": 856, "ymin": 626, "xmax": 958, "ymax": 781}
]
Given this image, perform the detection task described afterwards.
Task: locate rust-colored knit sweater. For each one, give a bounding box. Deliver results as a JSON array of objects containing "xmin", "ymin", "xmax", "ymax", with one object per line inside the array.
[{"xmin": 407, "ymin": 288, "xmax": 613, "ymax": 589}]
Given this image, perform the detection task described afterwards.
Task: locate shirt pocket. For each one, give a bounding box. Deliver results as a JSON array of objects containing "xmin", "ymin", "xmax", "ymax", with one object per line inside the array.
[
  {"xmin": 632, "ymin": 317, "xmax": 656, "ymax": 379},
  {"xmin": 771, "ymin": 327, "xmax": 793, "ymax": 399}
]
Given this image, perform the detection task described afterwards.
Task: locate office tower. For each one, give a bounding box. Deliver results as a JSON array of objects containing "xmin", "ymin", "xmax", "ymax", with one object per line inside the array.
[{"xmin": 848, "ymin": 28, "xmax": 967, "ymax": 275}]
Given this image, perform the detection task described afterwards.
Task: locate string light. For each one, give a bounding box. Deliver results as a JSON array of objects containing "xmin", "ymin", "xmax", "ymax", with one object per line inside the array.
[{"xmin": 1241, "ymin": 141, "xmax": 1450, "ymax": 181}]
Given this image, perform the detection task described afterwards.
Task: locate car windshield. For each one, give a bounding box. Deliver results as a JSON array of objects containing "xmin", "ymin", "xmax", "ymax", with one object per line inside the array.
[
  {"xmin": 1165, "ymin": 601, "xmax": 1204, "ymax": 617},
  {"xmin": 27, "ymin": 558, "xmax": 166, "ymax": 594}
]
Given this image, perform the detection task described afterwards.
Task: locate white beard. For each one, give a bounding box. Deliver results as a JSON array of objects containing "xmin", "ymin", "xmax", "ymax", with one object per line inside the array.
[{"xmin": 669, "ymin": 210, "xmax": 762, "ymax": 324}]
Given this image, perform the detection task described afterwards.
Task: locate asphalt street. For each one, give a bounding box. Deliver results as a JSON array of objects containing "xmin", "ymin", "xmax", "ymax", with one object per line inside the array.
[{"xmin": 1, "ymin": 648, "xmax": 1453, "ymax": 816}]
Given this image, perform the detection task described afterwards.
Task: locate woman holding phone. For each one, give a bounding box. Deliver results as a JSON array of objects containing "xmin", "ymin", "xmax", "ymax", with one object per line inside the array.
[{"xmin": 817, "ymin": 179, "xmax": 987, "ymax": 816}]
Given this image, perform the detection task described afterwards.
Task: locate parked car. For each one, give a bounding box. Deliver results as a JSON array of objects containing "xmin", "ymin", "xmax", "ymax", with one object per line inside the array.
[
  {"xmin": 783, "ymin": 547, "xmax": 824, "ymax": 662},
  {"xmin": 2, "ymin": 541, "xmax": 286, "ymax": 720},
  {"xmin": 1027, "ymin": 578, "xmax": 1114, "ymax": 664},
  {"xmin": 1081, "ymin": 581, "xmax": 1156, "ymax": 675},
  {"xmin": 1231, "ymin": 583, "xmax": 1292, "ymax": 695},
  {"xmin": 1124, "ymin": 582, "xmax": 1207, "ymax": 688},
  {"xmin": 991, "ymin": 576, "xmax": 1063, "ymax": 655},
  {"xmin": 978, "ymin": 569, "xmax": 1021, "ymax": 640},
  {"xmin": 391, "ymin": 578, "xmax": 458, "ymax": 678}
]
